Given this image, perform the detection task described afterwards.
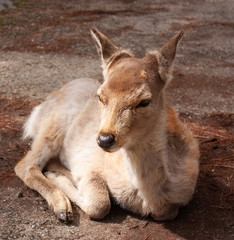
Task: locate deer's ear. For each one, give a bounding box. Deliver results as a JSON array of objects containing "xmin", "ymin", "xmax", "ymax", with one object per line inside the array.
[
  {"xmin": 156, "ymin": 31, "xmax": 184, "ymax": 82},
  {"xmin": 90, "ymin": 28, "xmax": 119, "ymax": 66}
]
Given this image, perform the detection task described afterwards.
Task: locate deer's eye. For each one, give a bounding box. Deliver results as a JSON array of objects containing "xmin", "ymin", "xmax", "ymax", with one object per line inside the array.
[
  {"xmin": 97, "ymin": 94, "xmax": 107, "ymax": 105},
  {"xmin": 97, "ymin": 95, "xmax": 102, "ymax": 102},
  {"xmin": 136, "ymin": 100, "xmax": 151, "ymax": 108}
]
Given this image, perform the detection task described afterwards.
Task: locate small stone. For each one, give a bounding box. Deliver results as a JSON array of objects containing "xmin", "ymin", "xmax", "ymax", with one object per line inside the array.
[
  {"xmin": 5, "ymin": 211, "xmax": 12, "ymax": 216},
  {"xmin": 17, "ymin": 192, "xmax": 24, "ymax": 198}
]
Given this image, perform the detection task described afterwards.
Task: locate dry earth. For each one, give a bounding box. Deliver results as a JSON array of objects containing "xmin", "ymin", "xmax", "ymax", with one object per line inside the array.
[{"xmin": 0, "ymin": 0, "xmax": 233, "ymax": 239}]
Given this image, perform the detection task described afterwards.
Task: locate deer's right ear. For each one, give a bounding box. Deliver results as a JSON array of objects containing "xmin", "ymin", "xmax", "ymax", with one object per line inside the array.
[
  {"xmin": 90, "ymin": 28, "xmax": 119, "ymax": 67},
  {"xmin": 155, "ymin": 31, "xmax": 184, "ymax": 83}
]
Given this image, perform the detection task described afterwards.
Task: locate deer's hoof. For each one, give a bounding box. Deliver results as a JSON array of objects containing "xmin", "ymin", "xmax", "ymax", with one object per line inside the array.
[
  {"xmin": 55, "ymin": 209, "xmax": 73, "ymax": 222},
  {"xmin": 152, "ymin": 206, "xmax": 179, "ymax": 221}
]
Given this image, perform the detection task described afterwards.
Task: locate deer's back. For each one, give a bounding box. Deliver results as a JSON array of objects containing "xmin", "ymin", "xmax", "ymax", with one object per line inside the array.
[{"xmin": 24, "ymin": 78, "xmax": 100, "ymax": 140}]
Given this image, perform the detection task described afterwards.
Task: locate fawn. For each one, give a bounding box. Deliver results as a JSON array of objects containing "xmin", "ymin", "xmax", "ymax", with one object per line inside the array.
[{"xmin": 15, "ymin": 28, "xmax": 199, "ymax": 222}]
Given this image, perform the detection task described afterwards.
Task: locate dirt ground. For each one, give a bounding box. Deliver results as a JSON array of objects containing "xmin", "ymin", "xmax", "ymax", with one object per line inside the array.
[{"xmin": 0, "ymin": 0, "xmax": 233, "ymax": 239}]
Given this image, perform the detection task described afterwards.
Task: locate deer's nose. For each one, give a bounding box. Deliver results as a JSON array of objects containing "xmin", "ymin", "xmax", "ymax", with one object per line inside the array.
[{"xmin": 97, "ymin": 133, "xmax": 115, "ymax": 149}]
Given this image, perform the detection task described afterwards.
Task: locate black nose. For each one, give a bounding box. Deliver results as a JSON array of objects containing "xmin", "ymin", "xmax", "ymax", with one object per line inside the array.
[{"xmin": 97, "ymin": 133, "xmax": 115, "ymax": 149}]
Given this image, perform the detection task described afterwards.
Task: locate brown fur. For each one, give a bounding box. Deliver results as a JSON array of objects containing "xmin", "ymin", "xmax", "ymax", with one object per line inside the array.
[{"xmin": 15, "ymin": 28, "xmax": 199, "ymax": 222}]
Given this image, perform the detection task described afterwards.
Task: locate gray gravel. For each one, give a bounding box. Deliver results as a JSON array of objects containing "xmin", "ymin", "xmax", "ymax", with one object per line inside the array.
[
  {"xmin": 0, "ymin": 0, "xmax": 15, "ymax": 11},
  {"xmin": 0, "ymin": 51, "xmax": 102, "ymax": 99}
]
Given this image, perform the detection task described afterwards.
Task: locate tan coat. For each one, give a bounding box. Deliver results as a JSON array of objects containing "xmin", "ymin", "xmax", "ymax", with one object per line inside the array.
[{"xmin": 15, "ymin": 28, "xmax": 199, "ymax": 222}]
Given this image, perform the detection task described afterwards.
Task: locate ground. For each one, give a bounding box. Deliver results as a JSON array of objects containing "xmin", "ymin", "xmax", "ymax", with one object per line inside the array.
[{"xmin": 0, "ymin": 0, "xmax": 233, "ymax": 239}]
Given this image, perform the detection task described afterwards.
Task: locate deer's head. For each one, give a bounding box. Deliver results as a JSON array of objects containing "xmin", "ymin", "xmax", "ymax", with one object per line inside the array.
[{"xmin": 91, "ymin": 28, "xmax": 183, "ymax": 152}]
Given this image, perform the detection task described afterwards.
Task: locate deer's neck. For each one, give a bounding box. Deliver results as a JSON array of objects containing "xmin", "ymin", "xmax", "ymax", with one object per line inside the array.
[{"xmin": 121, "ymin": 111, "xmax": 168, "ymax": 208}]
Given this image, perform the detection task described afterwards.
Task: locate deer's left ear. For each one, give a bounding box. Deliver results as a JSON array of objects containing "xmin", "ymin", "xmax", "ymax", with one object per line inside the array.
[
  {"xmin": 156, "ymin": 30, "xmax": 184, "ymax": 83},
  {"xmin": 90, "ymin": 28, "xmax": 119, "ymax": 66},
  {"xmin": 90, "ymin": 28, "xmax": 133, "ymax": 81}
]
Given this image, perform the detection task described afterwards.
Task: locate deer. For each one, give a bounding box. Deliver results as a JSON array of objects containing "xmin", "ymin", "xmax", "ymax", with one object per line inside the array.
[{"xmin": 15, "ymin": 28, "xmax": 200, "ymax": 222}]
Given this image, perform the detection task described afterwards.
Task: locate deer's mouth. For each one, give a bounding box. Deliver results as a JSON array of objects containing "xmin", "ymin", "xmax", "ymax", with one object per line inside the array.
[{"xmin": 101, "ymin": 146, "xmax": 121, "ymax": 153}]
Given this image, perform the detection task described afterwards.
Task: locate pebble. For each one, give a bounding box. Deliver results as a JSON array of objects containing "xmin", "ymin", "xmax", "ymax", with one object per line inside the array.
[
  {"xmin": 5, "ymin": 211, "xmax": 13, "ymax": 216},
  {"xmin": 0, "ymin": 0, "xmax": 15, "ymax": 12},
  {"xmin": 17, "ymin": 192, "xmax": 24, "ymax": 198}
]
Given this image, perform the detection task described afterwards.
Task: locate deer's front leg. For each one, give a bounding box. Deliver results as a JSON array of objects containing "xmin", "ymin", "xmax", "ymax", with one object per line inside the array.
[
  {"xmin": 78, "ymin": 171, "xmax": 111, "ymax": 219},
  {"xmin": 14, "ymin": 127, "xmax": 73, "ymax": 222},
  {"xmin": 15, "ymin": 152, "xmax": 73, "ymax": 222},
  {"xmin": 45, "ymin": 170, "xmax": 111, "ymax": 220},
  {"xmin": 151, "ymin": 203, "xmax": 179, "ymax": 221}
]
